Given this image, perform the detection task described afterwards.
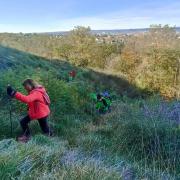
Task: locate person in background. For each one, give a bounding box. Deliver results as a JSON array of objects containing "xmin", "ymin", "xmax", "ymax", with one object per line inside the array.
[
  {"xmin": 7, "ymin": 79, "xmax": 52, "ymax": 143},
  {"xmin": 68, "ymin": 70, "xmax": 76, "ymax": 81},
  {"xmin": 96, "ymin": 94, "xmax": 109, "ymax": 114}
]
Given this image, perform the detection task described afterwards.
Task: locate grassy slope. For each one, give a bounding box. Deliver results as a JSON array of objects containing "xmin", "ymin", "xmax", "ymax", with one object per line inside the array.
[
  {"xmin": 0, "ymin": 46, "xmax": 179, "ymax": 179},
  {"xmin": 0, "ymin": 45, "xmax": 130, "ymax": 179}
]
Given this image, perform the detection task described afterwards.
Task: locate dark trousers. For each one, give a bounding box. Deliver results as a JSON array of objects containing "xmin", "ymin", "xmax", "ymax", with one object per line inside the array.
[{"xmin": 20, "ymin": 115, "xmax": 52, "ymax": 137}]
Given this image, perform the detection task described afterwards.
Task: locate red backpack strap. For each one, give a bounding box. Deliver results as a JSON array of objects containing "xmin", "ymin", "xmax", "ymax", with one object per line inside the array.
[
  {"xmin": 42, "ymin": 92, "xmax": 50, "ymax": 105},
  {"xmin": 34, "ymin": 88, "xmax": 50, "ymax": 105}
]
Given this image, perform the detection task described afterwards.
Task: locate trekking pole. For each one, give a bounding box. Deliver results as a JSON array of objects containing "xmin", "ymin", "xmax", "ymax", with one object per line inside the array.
[
  {"xmin": 8, "ymin": 97, "xmax": 13, "ymax": 137},
  {"xmin": 47, "ymin": 72, "xmax": 53, "ymax": 136}
]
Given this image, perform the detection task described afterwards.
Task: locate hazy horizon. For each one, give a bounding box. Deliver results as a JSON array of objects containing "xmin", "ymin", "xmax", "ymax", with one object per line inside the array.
[{"xmin": 1, "ymin": 27, "xmax": 180, "ymax": 34}]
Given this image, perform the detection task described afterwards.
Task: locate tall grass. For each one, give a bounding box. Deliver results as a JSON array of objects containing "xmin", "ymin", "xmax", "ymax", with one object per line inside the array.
[{"xmin": 78, "ymin": 97, "xmax": 180, "ymax": 178}]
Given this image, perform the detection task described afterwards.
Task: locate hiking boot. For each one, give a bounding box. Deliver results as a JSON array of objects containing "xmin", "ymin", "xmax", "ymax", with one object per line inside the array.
[
  {"xmin": 17, "ymin": 135, "xmax": 31, "ymax": 143},
  {"xmin": 44, "ymin": 132, "xmax": 54, "ymax": 137}
]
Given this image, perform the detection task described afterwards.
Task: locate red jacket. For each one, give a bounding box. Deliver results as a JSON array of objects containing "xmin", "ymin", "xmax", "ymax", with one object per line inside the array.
[
  {"xmin": 15, "ymin": 87, "xmax": 50, "ymax": 120},
  {"xmin": 69, "ymin": 70, "xmax": 76, "ymax": 78}
]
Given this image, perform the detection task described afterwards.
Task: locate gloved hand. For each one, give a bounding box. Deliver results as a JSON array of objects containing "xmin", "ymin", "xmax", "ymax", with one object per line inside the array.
[{"xmin": 7, "ymin": 85, "xmax": 16, "ymax": 97}]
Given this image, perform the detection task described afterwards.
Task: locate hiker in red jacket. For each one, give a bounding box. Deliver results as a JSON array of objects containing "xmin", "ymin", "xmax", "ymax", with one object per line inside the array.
[
  {"xmin": 68, "ymin": 70, "xmax": 76, "ymax": 81},
  {"xmin": 7, "ymin": 79, "xmax": 52, "ymax": 143}
]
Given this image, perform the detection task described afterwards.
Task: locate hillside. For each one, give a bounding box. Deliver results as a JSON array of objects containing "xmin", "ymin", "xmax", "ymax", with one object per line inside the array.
[
  {"xmin": 1, "ymin": 25, "xmax": 180, "ymax": 99},
  {"xmin": 0, "ymin": 46, "xmax": 179, "ymax": 179}
]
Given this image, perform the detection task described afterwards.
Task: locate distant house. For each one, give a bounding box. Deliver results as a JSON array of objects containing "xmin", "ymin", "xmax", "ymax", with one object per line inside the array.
[{"xmin": 95, "ymin": 37, "xmax": 105, "ymax": 43}]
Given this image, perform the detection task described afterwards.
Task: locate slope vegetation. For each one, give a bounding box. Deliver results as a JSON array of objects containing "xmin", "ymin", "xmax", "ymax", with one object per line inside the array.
[{"xmin": 0, "ymin": 46, "xmax": 179, "ymax": 179}]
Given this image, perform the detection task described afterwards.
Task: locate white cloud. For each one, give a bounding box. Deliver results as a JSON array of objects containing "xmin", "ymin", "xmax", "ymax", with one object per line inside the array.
[
  {"xmin": 0, "ymin": 1, "xmax": 180, "ymax": 33},
  {"xmin": 0, "ymin": 24, "xmax": 53, "ymax": 33},
  {"xmin": 53, "ymin": 16, "xmax": 151, "ymax": 31},
  {"xmin": 52, "ymin": 2, "xmax": 180, "ymax": 31}
]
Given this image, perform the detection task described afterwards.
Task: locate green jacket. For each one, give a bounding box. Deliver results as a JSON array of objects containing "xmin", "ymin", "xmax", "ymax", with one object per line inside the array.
[{"xmin": 96, "ymin": 97, "xmax": 111, "ymax": 112}]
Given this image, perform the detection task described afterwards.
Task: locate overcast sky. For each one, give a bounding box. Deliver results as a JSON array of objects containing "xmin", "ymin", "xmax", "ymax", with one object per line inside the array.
[{"xmin": 0, "ymin": 0, "xmax": 179, "ymax": 33}]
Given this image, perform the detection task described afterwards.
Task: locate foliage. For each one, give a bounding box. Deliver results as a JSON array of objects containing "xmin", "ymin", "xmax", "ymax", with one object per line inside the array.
[
  {"xmin": 0, "ymin": 25, "xmax": 179, "ymax": 98},
  {"xmin": 136, "ymin": 49, "xmax": 180, "ymax": 98},
  {"xmin": 56, "ymin": 26, "xmax": 118, "ymax": 68}
]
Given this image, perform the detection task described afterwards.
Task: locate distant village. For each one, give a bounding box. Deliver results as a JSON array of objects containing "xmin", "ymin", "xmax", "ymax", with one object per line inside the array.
[
  {"xmin": 48, "ymin": 27, "xmax": 180, "ymax": 44},
  {"xmin": 2, "ymin": 27, "xmax": 180, "ymax": 45}
]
